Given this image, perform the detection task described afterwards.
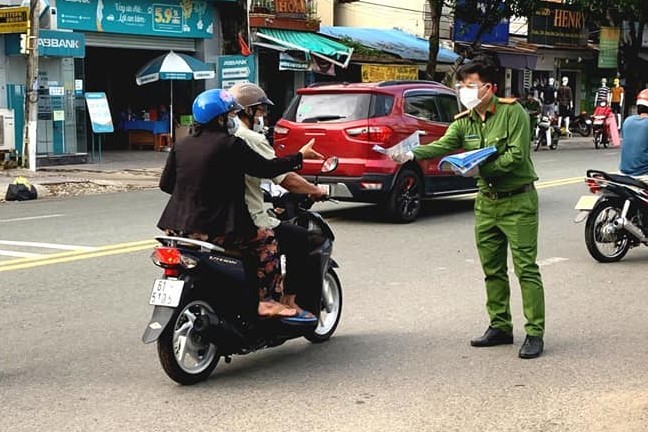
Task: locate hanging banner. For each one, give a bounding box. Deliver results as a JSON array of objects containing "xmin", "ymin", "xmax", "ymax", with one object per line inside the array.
[
  {"xmin": 598, "ymin": 27, "xmax": 620, "ymax": 69},
  {"xmin": 361, "ymin": 64, "xmax": 419, "ymax": 83},
  {"xmin": 56, "ymin": 0, "xmax": 214, "ymax": 38}
]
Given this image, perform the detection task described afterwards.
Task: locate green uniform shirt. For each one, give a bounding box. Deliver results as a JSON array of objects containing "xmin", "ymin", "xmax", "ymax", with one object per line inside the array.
[{"xmin": 412, "ymin": 95, "xmax": 538, "ymax": 193}]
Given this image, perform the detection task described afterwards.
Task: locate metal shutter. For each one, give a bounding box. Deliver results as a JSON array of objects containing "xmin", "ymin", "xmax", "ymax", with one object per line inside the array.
[{"xmin": 84, "ymin": 33, "xmax": 196, "ymax": 52}]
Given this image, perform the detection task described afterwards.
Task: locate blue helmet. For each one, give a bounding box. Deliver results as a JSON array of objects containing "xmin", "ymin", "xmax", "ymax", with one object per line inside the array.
[{"xmin": 192, "ymin": 89, "xmax": 243, "ymax": 124}]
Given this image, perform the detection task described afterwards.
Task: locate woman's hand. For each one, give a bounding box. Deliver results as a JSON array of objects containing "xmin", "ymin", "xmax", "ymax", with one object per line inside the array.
[{"xmin": 299, "ymin": 139, "xmax": 324, "ymax": 160}]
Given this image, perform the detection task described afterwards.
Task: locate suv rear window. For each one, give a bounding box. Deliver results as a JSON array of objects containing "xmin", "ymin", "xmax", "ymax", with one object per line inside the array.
[{"xmin": 283, "ymin": 93, "xmax": 394, "ymax": 123}]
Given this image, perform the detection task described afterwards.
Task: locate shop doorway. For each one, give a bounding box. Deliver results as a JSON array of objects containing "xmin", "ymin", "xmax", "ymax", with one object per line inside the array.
[{"xmin": 82, "ymin": 47, "xmax": 197, "ymax": 150}]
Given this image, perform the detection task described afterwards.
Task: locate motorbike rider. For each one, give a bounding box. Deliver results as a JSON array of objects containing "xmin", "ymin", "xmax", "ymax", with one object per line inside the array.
[
  {"xmin": 229, "ymin": 82, "xmax": 328, "ymax": 325},
  {"xmin": 157, "ymin": 88, "xmax": 323, "ymax": 320},
  {"xmin": 593, "ymin": 99, "xmax": 613, "ymax": 145},
  {"xmin": 619, "ymin": 89, "xmax": 648, "ymax": 183}
]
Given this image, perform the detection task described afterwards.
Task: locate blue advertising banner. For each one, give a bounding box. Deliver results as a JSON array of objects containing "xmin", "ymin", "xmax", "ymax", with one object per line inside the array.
[
  {"xmin": 453, "ymin": 19, "xmax": 510, "ymax": 45},
  {"xmin": 453, "ymin": 0, "xmax": 510, "ymax": 45},
  {"xmin": 57, "ymin": 0, "xmax": 214, "ymax": 39},
  {"xmin": 218, "ymin": 55, "xmax": 257, "ymax": 90}
]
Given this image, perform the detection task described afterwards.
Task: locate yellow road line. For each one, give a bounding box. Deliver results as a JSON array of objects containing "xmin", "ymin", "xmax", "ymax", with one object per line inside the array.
[
  {"xmin": 0, "ymin": 239, "xmax": 156, "ymax": 268},
  {"xmin": 0, "ymin": 243, "xmax": 155, "ymax": 272},
  {"xmin": 0, "ymin": 175, "xmax": 593, "ymax": 272}
]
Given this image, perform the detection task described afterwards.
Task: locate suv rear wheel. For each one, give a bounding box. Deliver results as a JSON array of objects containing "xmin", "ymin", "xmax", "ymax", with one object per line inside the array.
[{"xmin": 383, "ymin": 168, "xmax": 423, "ymax": 223}]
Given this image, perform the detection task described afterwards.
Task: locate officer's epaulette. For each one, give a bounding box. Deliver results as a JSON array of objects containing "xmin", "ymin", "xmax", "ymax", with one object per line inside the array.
[
  {"xmin": 498, "ymin": 97, "xmax": 518, "ymax": 104},
  {"xmin": 454, "ymin": 109, "xmax": 471, "ymax": 120}
]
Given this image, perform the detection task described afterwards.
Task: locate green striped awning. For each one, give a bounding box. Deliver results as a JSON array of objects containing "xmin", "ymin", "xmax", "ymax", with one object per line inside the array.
[{"xmin": 256, "ymin": 28, "xmax": 353, "ymax": 68}]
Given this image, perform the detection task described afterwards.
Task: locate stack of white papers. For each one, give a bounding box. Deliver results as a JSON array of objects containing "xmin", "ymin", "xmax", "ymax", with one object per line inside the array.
[
  {"xmin": 438, "ymin": 147, "xmax": 498, "ymax": 175},
  {"xmin": 372, "ymin": 131, "xmax": 422, "ymax": 157}
]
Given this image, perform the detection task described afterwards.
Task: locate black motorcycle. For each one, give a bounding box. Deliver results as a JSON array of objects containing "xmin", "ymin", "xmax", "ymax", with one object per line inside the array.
[
  {"xmin": 569, "ymin": 110, "xmax": 592, "ymax": 137},
  {"xmin": 574, "ymin": 169, "xmax": 648, "ymax": 262},
  {"xmin": 143, "ymin": 157, "xmax": 346, "ymax": 385}
]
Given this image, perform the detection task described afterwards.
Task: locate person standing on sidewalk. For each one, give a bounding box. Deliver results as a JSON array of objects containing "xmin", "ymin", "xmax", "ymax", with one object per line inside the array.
[{"xmin": 391, "ymin": 56, "xmax": 545, "ymax": 359}]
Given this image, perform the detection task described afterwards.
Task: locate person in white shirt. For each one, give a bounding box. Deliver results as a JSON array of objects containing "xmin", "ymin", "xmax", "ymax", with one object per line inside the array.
[{"xmin": 230, "ymin": 82, "xmax": 328, "ymax": 325}]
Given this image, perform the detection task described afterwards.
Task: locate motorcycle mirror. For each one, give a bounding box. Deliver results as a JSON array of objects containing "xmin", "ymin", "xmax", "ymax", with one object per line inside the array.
[{"xmin": 320, "ymin": 156, "xmax": 339, "ymax": 174}]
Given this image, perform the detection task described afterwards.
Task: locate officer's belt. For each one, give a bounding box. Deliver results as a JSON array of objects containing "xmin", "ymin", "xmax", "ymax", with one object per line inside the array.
[{"xmin": 480, "ymin": 183, "xmax": 535, "ymax": 200}]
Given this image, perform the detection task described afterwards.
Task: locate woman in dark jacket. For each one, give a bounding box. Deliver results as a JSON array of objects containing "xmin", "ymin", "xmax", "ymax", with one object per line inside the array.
[{"xmin": 157, "ymin": 88, "xmax": 322, "ymax": 320}]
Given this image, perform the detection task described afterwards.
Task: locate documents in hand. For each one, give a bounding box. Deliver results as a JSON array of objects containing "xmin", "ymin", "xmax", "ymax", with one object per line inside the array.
[
  {"xmin": 438, "ymin": 147, "xmax": 498, "ymax": 175},
  {"xmin": 372, "ymin": 131, "xmax": 422, "ymax": 157}
]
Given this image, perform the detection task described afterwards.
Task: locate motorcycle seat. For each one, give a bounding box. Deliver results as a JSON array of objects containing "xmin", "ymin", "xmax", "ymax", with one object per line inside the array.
[{"xmin": 608, "ymin": 173, "xmax": 648, "ymax": 189}]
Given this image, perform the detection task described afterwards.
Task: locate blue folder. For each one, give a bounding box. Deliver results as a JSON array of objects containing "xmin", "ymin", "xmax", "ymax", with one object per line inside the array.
[{"xmin": 438, "ymin": 147, "xmax": 498, "ymax": 175}]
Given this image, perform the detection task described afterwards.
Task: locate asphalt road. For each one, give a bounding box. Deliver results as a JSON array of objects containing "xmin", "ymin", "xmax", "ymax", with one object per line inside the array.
[{"xmin": 1, "ymin": 140, "xmax": 647, "ymax": 432}]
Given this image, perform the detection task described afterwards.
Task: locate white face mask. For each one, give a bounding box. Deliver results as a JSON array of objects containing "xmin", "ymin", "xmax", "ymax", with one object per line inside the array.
[
  {"xmin": 253, "ymin": 116, "xmax": 265, "ymax": 134},
  {"xmin": 227, "ymin": 116, "xmax": 240, "ymax": 135},
  {"xmin": 459, "ymin": 86, "xmax": 482, "ymax": 110}
]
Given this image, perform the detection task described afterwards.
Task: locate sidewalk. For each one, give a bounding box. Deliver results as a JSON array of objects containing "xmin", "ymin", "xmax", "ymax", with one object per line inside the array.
[{"xmin": 0, "ymin": 150, "xmax": 169, "ymax": 202}]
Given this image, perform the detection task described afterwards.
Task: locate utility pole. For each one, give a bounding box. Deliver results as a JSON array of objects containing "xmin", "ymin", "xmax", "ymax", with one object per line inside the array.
[{"xmin": 22, "ymin": 0, "xmax": 39, "ymax": 171}]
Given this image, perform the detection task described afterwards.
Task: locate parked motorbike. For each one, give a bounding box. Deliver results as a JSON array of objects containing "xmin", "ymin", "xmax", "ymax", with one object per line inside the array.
[
  {"xmin": 569, "ymin": 111, "xmax": 592, "ymax": 137},
  {"xmin": 142, "ymin": 157, "xmax": 348, "ymax": 385},
  {"xmin": 534, "ymin": 114, "xmax": 561, "ymax": 151},
  {"xmin": 592, "ymin": 115, "xmax": 610, "ymax": 149},
  {"xmin": 574, "ymin": 169, "xmax": 648, "ymax": 262}
]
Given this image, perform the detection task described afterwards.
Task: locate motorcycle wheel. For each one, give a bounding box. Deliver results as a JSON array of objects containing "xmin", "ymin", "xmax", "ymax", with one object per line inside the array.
[
  {"xmin": 157, "ymin": 298, "xmax": 219, "ymax": 385},
  {"xmin": 384, "ymin": 168, "xmax": 423, "ymax": 223},
  {"xmin": 534, "ymin": 132, "xmax": 543, "ymax": 152},
  {"xmin": 579, "ymin": 123, "xmax": 591, "ymax": 137},
  {"xmin": 584, "ymin": 199, "xmax": 631, "ymax": 263},
  {"xmin": 305, "ymin": 269, "xmax": 342, "ymax": 343},
  {"xmin": 594, "ymin": 131, "xmax": 601, "ymax": 149}
]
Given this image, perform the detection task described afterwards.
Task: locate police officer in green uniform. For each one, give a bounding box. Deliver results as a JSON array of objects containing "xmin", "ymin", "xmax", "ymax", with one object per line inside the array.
[{"xmin": 392, "ymin": 57, "xmax": 545, "ymax": 359}]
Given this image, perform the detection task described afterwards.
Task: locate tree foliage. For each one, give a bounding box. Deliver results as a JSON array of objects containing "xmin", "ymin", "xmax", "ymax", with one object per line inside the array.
[{"xmin": 425, "ymin": 0, "xmax": 544, "ymax": 83}]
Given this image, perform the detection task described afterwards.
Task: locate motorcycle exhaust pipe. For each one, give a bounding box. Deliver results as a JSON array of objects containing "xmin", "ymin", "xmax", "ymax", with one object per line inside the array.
[{"xmin": 613, "ymin": 217, "xmax": 648, "ymax": 243}]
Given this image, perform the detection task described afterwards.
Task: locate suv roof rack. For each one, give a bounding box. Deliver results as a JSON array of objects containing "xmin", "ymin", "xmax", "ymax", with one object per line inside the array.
[
  {"xmin": 307, "ymin": 81, "xmax": 350, "ymax": 88},
  {"xmin": 377, "ymin": 80, "xmax": 442, "ymax": 87}
]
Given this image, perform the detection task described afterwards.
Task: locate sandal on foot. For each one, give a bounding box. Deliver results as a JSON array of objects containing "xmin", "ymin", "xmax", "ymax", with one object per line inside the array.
[
  {"xmin": 281, "ymin": 309, "xmax": 318, "ymax": 326},
  {"xmin": 259, "ymin": 303, "xmax": 297, "ymax": 319}
]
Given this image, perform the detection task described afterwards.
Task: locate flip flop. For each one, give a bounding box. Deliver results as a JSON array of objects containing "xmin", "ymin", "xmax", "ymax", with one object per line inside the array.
[{"xmin": 281, "ymin": 309, "xmax": 318, "ymax": 326}]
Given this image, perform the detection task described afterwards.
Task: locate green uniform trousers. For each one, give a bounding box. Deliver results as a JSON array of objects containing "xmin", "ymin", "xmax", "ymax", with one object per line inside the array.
[{"xmin": 474, "ymin": 188, "xmax": 545, "ymax": 337}]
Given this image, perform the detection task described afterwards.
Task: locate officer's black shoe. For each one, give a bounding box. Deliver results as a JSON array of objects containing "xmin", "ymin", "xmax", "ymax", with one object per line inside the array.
[
  {"xmin": 470, "ymin": 326, "xmax": 514, "ymax": 347},
  {"xmin": 518, "ymin": 335, "xmax": 544, "ymax": 359}
]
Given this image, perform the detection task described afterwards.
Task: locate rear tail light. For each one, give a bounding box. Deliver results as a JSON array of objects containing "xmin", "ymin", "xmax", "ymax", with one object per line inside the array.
[
  {"xmin": 586, "ymin": 178, "xmax": 601, "ymax": 194},
  {"xmin": 151, "ymin": 247, "xmax": 199, "ymax": 269},
  {"xmin": 274, "ymin": 125, "xmax": 289, "ymax": 136},
  {"xmin": 345, "ymin": 126, "xmax": 393, "ymax": 143}
]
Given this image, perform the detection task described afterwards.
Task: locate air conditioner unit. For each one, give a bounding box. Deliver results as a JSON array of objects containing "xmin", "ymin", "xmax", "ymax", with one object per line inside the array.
[{"xmin": 0, "ymin": 109, "xmax": 16, "ymax": 151}]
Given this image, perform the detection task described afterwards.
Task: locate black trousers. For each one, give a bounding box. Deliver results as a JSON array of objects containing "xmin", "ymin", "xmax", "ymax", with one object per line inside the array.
[{"xmin": 273, "ymin": 222, "xmax": 314, "ymax": 298}]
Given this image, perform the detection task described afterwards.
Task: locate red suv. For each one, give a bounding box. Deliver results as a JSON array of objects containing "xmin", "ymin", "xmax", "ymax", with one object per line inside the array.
[{"xmin": 274, "ymin": 80, "xmax": 477, "ymax": 222}]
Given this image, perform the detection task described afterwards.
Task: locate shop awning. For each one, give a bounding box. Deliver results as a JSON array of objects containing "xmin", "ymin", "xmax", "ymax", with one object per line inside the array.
[
  {"xmin": 319, "ymin": 26, "xmax": 460, "ymax": 64},
  {"xmin": 497, "ymin": 53, "xmax": 538, "ymax": 70},
  {"xmin": 256, "ymin": 29, "xmax": 354, "ymax": 68}
]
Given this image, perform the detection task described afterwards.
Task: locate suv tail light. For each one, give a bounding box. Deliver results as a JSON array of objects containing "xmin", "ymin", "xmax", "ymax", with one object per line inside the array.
[
  {"xmin": 345, "ymin": 126, "xmax": 393, "ymax": 143},
  {"xmin": 274, "ymin": 125, "xmax": 289, "ymax": 136}
]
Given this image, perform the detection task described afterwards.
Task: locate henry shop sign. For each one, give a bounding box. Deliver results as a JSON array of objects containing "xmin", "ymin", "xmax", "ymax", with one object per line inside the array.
[{"xmin": 5, "ymin": 30, "xmax": 86, "ymax": 57}]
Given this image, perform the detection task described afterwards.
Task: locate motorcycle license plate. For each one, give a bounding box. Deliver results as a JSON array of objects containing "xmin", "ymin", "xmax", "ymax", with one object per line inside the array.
[
  {"xmin": 574, "ymin": 195, "xmax": 599, "ymax": 211},
  {"xmin": 149, "ymin": 279, "xmax": 184, "ymax": 307}
]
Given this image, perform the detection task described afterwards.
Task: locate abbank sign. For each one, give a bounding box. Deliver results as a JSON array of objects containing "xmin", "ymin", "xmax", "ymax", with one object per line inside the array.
[{"xmin": 38, "ymin": 30, "xmax": 86, "ymax": 57}]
